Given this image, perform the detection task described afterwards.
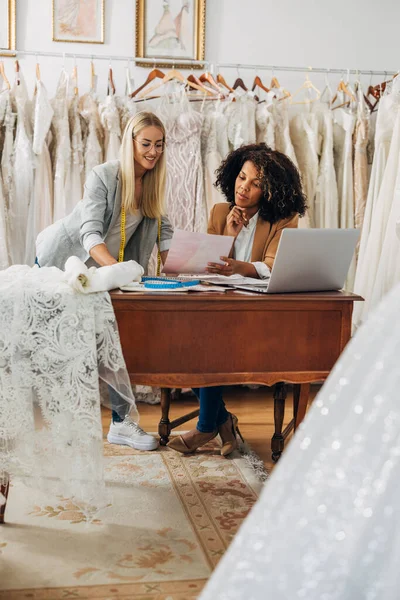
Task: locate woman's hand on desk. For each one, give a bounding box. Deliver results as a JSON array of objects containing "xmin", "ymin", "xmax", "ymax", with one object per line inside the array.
[
  {"xmin": 226, "ymin": 206, "xmax": 248, "ymax": 237},
  {"xmin": 206, "ymin": 257, "xmax": 259, "ymax": 278}
]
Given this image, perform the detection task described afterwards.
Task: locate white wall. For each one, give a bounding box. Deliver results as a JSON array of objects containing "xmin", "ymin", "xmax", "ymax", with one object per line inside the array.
[{"xmin": 2, "ymin": 0, "xmax": 399, "ymax": 98}]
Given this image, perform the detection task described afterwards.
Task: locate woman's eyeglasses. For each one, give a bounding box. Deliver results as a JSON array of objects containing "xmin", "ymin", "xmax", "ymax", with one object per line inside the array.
[{"xmin": 133, "ymin": 138, "xmax": 165, "ymax": 154}]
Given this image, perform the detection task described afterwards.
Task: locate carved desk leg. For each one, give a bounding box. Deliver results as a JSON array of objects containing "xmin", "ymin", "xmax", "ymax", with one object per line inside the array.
[
  {"xmin": 293, "ymin": 384, "xmax": 300, "ymax": 427},
  {"xmin": 159, "ymin": 388, "xmax": 172, "ymax": 446},
  {"xmin": 0, "ymin": 478, "xmax": 10, "ymax": 524},
  {"xmin": 294, "ymin": 383, "xmax": 310, "ymax": 430},
  {"xmin": 271, "ymin": 382, "xmax": 287, "ymax": 462}
]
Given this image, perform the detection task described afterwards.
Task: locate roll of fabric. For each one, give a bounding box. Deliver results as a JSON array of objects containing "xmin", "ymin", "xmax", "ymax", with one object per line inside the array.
[{"xmin": 64, "ymin": 256, "xmax": 144, "ymax": 293}]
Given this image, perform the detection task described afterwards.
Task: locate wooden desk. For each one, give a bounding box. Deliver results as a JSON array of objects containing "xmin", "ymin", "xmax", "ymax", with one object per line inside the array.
[
  {"xmin": 110, "ymin": 290, "xmax": 362, "ymax": 459},
  {"xmin": 0, "ymin": 290, "xmax": 362, "ymax": 525}
]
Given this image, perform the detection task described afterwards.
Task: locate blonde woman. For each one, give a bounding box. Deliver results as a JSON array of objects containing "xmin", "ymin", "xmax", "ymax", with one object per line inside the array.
[{"xmin": 36, "ymin": 111, "xmax": 173, "ymax": 451}]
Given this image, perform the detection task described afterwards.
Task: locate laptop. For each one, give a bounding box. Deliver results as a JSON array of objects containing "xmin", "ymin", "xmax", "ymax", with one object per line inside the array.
[{"xmin": 237, "ymin": 228, "xmax": 360, "ymax": 294}]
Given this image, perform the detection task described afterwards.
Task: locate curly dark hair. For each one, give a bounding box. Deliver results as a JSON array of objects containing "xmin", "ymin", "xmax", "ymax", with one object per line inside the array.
[{"xmin": 214, "ymin": 143, "xmax": 307, "ymax": 224}]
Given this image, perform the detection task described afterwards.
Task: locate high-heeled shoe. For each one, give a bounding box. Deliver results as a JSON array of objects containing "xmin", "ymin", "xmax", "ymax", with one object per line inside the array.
[
  {"xmin": 167, "ymin": 428, "xmax": 218, "ymax": 454},
  {"xmin": 218, "ymin": 413, "xmax": 244, "ymax": 457}
]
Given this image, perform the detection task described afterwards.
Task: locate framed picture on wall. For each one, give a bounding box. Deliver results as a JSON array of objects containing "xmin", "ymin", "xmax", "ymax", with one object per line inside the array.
[
  {"xmin": 52, "ymin": 0, "xmax": 105, "ymax": 44},
  {"xmin": 0, "ymin": 0, "xmax": 16, "ymax": 56},
  {"xmin": 136, "ymin": 0, "xmax": 206, "ymax": 67}
]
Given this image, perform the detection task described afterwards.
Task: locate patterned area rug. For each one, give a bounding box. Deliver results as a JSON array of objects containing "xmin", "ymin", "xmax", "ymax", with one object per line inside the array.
[{"xmin": 0, "ymin": 439, "xmax": 266, "ymax": 600}]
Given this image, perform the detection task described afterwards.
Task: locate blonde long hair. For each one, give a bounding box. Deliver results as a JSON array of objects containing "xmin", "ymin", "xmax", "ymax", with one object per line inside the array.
[{"xmin": 119, "ymin": 112, "xmax": 166, "ymax": 218}]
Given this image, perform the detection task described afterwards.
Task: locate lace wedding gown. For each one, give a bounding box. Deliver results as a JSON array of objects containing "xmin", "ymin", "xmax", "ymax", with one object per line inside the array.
[
  {"xmin": 256, "ymin": 99, "xmax": 276, "ymax": 148},
  {"xmin": 99, "ymin": 93, "xmax": 121, "ymax": 162},
  {"xmin": 80, "ymin": 92, "xmax": 103, "ymax": 180},
  {"xmin": 68, "ymin": 94, "xmax": 84, "ymax": 213},
  {"xmin": 158, "ymin": 93, "xmax": 206, "ymax": 232},
  {"xmin": 200, "ymin": 275, "xmax": 400, "ymax": 600},
  {"xmin": 0, "ymin": 264, "xmax": 137, "ymax": 511}
]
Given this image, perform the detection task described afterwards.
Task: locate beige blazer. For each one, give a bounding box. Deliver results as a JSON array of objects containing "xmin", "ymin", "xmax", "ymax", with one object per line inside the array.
[{"xmin": 208, "ymin": 203, "xmax": 299, "ymax": 270}]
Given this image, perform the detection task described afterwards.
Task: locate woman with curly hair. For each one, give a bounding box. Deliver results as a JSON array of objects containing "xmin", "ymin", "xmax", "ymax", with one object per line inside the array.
[{"xmin": 168, "ymin": 143, "xmax": 307, "ymax": 456}]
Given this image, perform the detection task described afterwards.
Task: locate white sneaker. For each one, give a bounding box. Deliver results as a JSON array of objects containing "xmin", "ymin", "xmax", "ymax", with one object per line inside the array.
[{"xmin": 107, "ymin": 417, "xmax": 159, "ymax": 451}]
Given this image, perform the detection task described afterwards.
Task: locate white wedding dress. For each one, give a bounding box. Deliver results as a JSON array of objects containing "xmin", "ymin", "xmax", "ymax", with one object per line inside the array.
[
  {"xmin": 314, "ymin": 101, "xmax": 339, "ymax": 228},
  {"xmin": 353, "ymin": 80, "xmax": 400, "ymax": 325},
  {"xmin": 158, "ymin": 93, "xmax": 206, "ymax": 232},
  {"xmin": 0, "ymin": 88, "xmax": 11, "ymax": 269},
  {"xmin": 25, "ymin": 79, "xmax": 54, "ymax": 266},
  {"xmin": 333, "ymin": 106, "xmax": 357, "ymax": 289},
  {"xmin": 256, "ymin": 99, "xmax": 276, "ymax": 148},
  {"xmin": 51, "ymin": 70, "xmax": 71, "ymax": 222},
  {"xmin": 9, "ymin": 73, "xmax": 34, "ymax": 265},
  {"xmin": 80, "ymin": 92, "xmax": 104, "ymax": 181},
  {"xmin": 99, "ymin": 93, "xmax": 121, "ymax": 162},
  {"xmin": 290, "ymin": 111, "xmax": 320, "ymax": 228},
  {"xmin": 226, "ymin": 92, "xmax": 257, "ymax": 150},
  {"xmin": 0, "ymin": 264, "xmax": 138, "ymax": 511},
  {"xmin": 68, "ymin": 94, "xmax": 84, "ymax": 213},
  {"xmin": 0, "ymin": 165, "xmax": 9, "ymax": 270},
  {"xmin": 200, "ymin": 274, "xmax": 400, "ymax": 600},
  {"xmin": 201, "ymin": 103, "xmax": 229, "ymax": 214},
  {"xmin": 0, "ymin": 89, "xmax": 16, "ymax": 241}
]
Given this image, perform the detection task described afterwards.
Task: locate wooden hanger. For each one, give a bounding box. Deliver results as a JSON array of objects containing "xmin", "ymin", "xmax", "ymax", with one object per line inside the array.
[
  {"xmin": 199, "ymin": 71, "xmax": 221, "ymax": 93},
  {"xmin": 270, "ymin": 76, "xmax": 281, "ymax": 89},
  {"xmin": 131, "ymin": 68, "xmax": 165, "ymax": 98},
  {"xmin": 233, "ymin": 77, "xmax": 248, "ymax": 91},
  {"xmin": 72, "ymin": 65, "xmax": 79, "ymax": 96},
  {"xmin": 138, "ymin": 68, "xmax": 209, "ymax": 99},
  {"xmin": 108, "ymin": 65, "xmax": 116, "ymax": 96},
  {"xmin": 186, "ymin": 73, "xmax": 215, "ymax": 95},
  {"xmin": 32, "ymin": 60, "xmax": 41, "ymax": 96},
  {"xmin": 90, "ymin": 60, "xmax": 97, "ymax": 93},
  {"xmin": 14, "ymin": 59, "xmax": 21, "ymax": 86},
  {"xmin": 0, "ymin": 62, "xmax": 11, "ymax": 90},
  {"xmin": 137, "ymin": 68, "xmax": 186, "ymax": 98},
  {"xmin": 269, "ymin": 75, "xmax": 291, "ymax": 100},
  {"xmin": 252, "ymin": 75, "xmax": 269, "ymax": 94},
  {"xmin": 331, "ymin": 79, "xmax": 355, "ymax": 107},
  {"xmin": 216, "ymin": 72, "xmax": 234, "ymax": 92},
  {"xmin": 290, "ymin": 75, "xmax": 320, "ymax": 104}
]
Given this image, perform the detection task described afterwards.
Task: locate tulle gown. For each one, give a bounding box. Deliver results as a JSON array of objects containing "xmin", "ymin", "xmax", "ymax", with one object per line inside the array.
[{"xmin": 200, "ymin": 269, "xmax": 400, "ymax": 600}]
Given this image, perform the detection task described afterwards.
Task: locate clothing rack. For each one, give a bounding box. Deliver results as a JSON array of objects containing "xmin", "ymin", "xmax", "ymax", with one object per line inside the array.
[
  {"xmin": 0, "ymin": 49, "xmax": 397, "ymax": 78},
  {"xmin": 216, "ymin": 62, "xmax": 398, "ymax": 78}
]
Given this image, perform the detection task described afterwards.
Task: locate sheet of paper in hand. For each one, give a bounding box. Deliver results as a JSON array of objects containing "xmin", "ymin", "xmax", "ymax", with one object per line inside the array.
[{"xmin": 162, "ymin": 229, "xmax": 235, "ymax": 275}]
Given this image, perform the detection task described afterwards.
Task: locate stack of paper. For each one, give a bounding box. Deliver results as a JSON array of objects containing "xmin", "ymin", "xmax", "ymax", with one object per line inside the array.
[{"xmin": 162, "ymin": 230, "xmax": 235, "ymax": 274}]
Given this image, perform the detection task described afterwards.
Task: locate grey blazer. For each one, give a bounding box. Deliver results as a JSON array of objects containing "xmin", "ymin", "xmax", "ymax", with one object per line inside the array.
[{"xmin": 36, "ymin": 160, "xmax": 174, "ymax": 272}]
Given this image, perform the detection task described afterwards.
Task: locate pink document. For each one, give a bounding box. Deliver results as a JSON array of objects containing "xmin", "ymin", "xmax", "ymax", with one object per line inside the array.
[{"xmin": 162, "ymin": 229, "xmax": 235, "ymax": 275}]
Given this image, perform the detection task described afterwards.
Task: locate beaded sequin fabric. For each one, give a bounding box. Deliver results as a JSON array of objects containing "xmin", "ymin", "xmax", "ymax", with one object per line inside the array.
[{"xmin": 201, "ymin": 280, "xmax": 400, "ymax": 600}]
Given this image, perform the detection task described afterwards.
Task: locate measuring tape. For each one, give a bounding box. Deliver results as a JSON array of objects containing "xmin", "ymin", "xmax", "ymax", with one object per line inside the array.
[
  {"xmin": 118, "ymin": 206, "xmax": 162, "ymax": 276},
  {"xmin": 141, "ymin": 277, "xmax": 200, "ymax": 290}
]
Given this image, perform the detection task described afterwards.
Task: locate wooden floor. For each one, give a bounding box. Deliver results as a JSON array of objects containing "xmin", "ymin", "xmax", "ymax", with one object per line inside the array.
[{"xmin": 102, "ymin": 384, "xmax": 321, "ymax": 472}]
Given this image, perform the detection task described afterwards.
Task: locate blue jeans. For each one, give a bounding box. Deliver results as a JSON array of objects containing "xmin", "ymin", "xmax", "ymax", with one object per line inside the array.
[
  {"xmin": 192, "ymin": 387, "xmax": 230, "ymax": 433},
  {"xmin": 109, "ymin": 386, "xmax": 129, "ymax": 423}
]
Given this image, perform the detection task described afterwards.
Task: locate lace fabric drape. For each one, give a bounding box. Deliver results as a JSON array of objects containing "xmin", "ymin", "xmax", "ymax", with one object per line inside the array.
[
  {"xmin": 200, "ymin": 279, "xmax": 400, "ymax": 600},
  {"xmin": 0, "ymin": 265, "xmax": 137, "ymax": 513}
]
